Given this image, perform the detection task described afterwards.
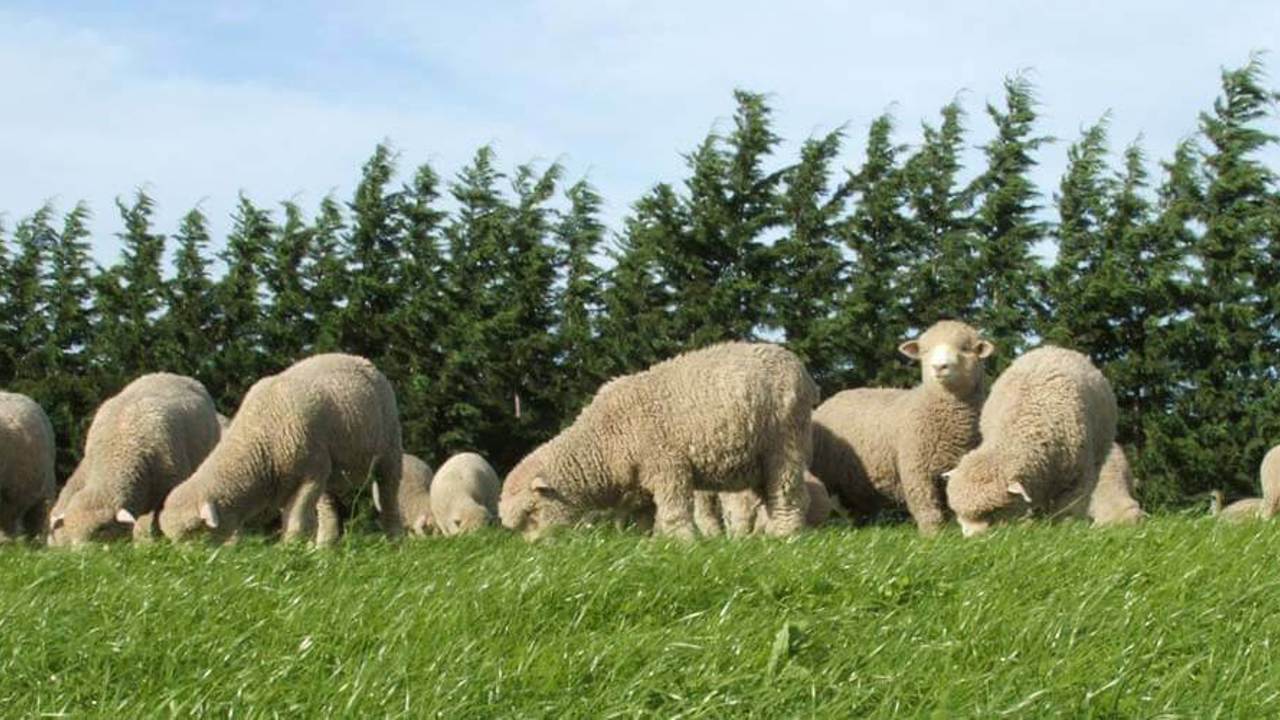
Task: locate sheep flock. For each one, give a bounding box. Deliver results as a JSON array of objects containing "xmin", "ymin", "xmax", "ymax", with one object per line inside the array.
[{"xmin": 3, "ymin": 321, "xmax": 1277, "ymax": 550}]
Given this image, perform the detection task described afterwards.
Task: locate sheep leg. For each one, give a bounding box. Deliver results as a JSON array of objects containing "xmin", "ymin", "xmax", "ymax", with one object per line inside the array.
[
  {"xmin": 762, "ymin": 441, "xmax": 809, "ymax": 537},
  {"xmin": 901, "ymin": 453, "xmax": 952, "ymax": 532},
  {"xmin": 282, "ymin": 479, "xmax": 324, "ymax": 544},
  {"xmin": 693, "ymin": 492, "xmax": 724, "ymax": 537},
  {"xmin": 315, "ymin": 493, "xmax": 341, "ymax": 547},
  {"xmin": 18, "ymin": 500, "xmax": 47, "ymax": 540},
  {"xmin": 372, "ymin": 453, "xmax": 404, "ymax": 540},
  {"xmin": 645, "ymin": 462, "xmax": 697, "ymax": 540}
]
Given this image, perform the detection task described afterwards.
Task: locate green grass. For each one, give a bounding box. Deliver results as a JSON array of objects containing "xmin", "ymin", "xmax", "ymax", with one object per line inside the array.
[{"xmin": 2, "ymin": 516, "xmax": 1277, "ymax": 718}]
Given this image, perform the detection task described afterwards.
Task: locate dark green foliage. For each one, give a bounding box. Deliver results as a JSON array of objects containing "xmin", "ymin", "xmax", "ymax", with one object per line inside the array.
[
  {"xmin": 262, "ymin": 201, "xmax": 314, "ymax": 367},
  {"xmin": 553, "ymin": 179, "xmax": 608, "ymax": 420},
  {"xmin": 213, "ymin": 194, "xmax": 272, "ymax": 406},
  {"xmin": 7, "ymin": 205, "xmax": 56, "ymax": 385},
  {"xmin": 165, "ymin": 208, "xmax": 219, "ymax": 381},
  {"xmin": 94, "ymin": 190, "xmax": 171, "ymax": 382}
]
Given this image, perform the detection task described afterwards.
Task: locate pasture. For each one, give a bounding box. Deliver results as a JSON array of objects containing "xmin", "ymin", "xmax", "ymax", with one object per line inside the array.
[{"xmin": 2, "ymin": 515, "xmax": 1275, "ymax": 718}]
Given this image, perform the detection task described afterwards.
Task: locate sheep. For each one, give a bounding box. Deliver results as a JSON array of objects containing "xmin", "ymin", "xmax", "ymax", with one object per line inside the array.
[
  {"xmin": 1209, "ymin": 490, "xmax": 1264, "ymax": 523},
  {"xmin": 49, "ymin": 374, "xmax": 220, "ymax": 546},
  {"xmin": 399, "ymin": 453, "xmax": 436, "ymax": 536},
  {"xmin": 811, "ymin": 320, "xmax": 993, "ymax": 535},
  {"xmin": 713, "ymin": 473, "xmax": 834, "ymax": 536},
  {"xmin": 1087, "ymin": 443, "xmax": 1144, "ymax": 526},
  {"xmin": 1262, "ymin": 445, "xmax": 1280, "ymax": 519},
  {"xmin": 0, "ymin": 392, "xmax": 56, "ymax": 541},
  {"xmin": 500, "ymin": 342, "xmax": 817, "ymax": 540},
  {"xmin": 431, "ymin": 452, "xmax": 500, "ymax": 535},
  {"xmin": 158, "ymin": 353, "xmax": 403, "ymax": 545},
  {"xmin": 943, "ymin": 346, "xmax": 1118, "ymax": 537}
]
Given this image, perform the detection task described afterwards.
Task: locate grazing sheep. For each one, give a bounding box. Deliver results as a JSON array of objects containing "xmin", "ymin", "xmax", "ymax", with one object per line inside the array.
[
  {"xmin": 158, "ymin": 353, "xmax": 403, "ymax": 545},
  {"xmin": 49, "ymin": 374, "xmax": 220, "ymax": 546},
  {"xmin": 944, "ymin": 346, "xmax": 1117, "ymax": 537},
  {"xmin": 714, "ymin": 473, "xmax": 834, "ymax": 536},
  {"xmin": 1262, "ymin": 446, "xmax": 1280, "ymax": 519},
  {"xmin": 811, "ymin": 320, "xmax": 993, "ymax": 535},
  {"xmin": 399, "ymin": 453, "xmax": 436, "ymax": 536},
  {"xmin": 1087, "ymin": 443, "xmax": 1144, "ymax": 526},
  {"xmin": 1209, "ymin": 490, "xmax": 1264, "ymax": 523},
  {"xmin": 0, "ymin": 392, "xmax": 56, "ymax": 541},
  {"xmin": 500, "ymin": 342, "xmax": 818, "ymax": 539},
  {"xmin": 431, "ymin": 452, "xmax": 500, "ymax": 535}
]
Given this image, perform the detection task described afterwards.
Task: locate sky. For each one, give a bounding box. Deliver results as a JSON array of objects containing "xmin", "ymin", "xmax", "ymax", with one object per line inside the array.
[{"xmin": 2, "ymin": 1, "xmax": 1278, "ymax": 265}]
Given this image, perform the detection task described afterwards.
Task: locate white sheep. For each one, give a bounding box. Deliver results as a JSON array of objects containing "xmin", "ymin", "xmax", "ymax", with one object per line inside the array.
[
  {"xmin": 500, "ymin": 342, "xmax": 817, "ymax": 539},
  {"xmin": 431, "ymin": 452, "xmax": 500, "ymax": 535},
  {"xmin": 49, "ymin": 374, "xmax": 220, "ymax": 546},
  {"xmin": 158, "ymin": 353, "xmax": 403, "ymax": 545},
  {"xmin": 811, "ymin": 320, "xmax": 993, "ymax": 535},
  {"xmin": 1209, "ymin": 490, "xmax": 1264, "ymax": 523},
  {"xmin": 0, "ymin": 392, "xmax": 56, "ymax": 541},
  {"xmin": 944, "ymin": 346, "xmax": 1117, "ymax": 537},
  {"xmin": 1261, "ymin": 445, "xmax": 1280, "ymax": 518}
]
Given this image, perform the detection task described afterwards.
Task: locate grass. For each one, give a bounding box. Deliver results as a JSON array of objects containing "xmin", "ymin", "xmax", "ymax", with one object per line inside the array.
[{"xmin": 2, "ymin": 515, "xmax": 1278, "ymax": 718}]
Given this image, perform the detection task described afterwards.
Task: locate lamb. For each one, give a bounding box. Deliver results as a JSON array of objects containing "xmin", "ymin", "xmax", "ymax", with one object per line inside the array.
[
  {"xmin": 49, "ymin": 374, "xmax": 220, "ymax": 546},
  {"xmin": 713, "ymin": 473, "xmax": 834, "ymax": 536},
  {"xmin": 500, "ymin": 342, "xmax": 818, "ymax": 539},
  {"xmin": 158, "ymin": 353, "xmax": 403, "ymax": 545},
  {"xmin": 0, "ymin": 392, "xmax": 56, "ymax": 541},
  {"xmin": 432, "ymin": 452, "xmax": 500, "ymax": 535},
  {"xmin": 1209, "ymin": 490, "xmax": 1264, "ymax": 523},
  {"xmin": 399, "ymin": 453, "xmax": 436, "ymax": 536},
  {"xmin": 943, "ymin": 346, "xmax": 1118, "ymax": 537},
  {"xmin": 1261, "ymin": 445, "xmax": 1280, "ymax": 518},
  {"xmin": 1087, "ymin": 443, "xmax": 1144, "ymax": 526},
  {"xmin": 810, "ymin": 320, "xmax": 993, "ymax": 535}
]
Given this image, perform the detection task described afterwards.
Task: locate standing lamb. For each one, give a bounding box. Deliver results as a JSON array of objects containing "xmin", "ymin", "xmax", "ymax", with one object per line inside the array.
[
  {"xmin": 944, "ymin": 346, "xmax": 1118, "ymax": 537},
  {"xmin": 1087, "ymin": 443, "xmax": 1144, "ymax": 526},
  {"xmin": 500, "ymin": 342, "xmax": 817, "ymax": 539},
  {"xmin": 1261, "ymin": 445, "xmax": 1280, "ymax": 519},
  {"xmin": 0, "ymin": 392, "xmax": 56, "ymax": 541},
  {"xmin": 399, "ymin": 453, "xmax": 436, "ymax": 536},
  {"xmin": 49, "ymin": 374, "xmax": 220, "ymax": 546},
  {"xmin": 714, "ymin": 473, "xmax": 834, "ymax": 536},
  {"xmin": 810, "ymin": 320, "xmax": 993, "ymax": 535},
  {"xmin": 432, "ymin": 452, "xmax": 500, "ymax": 535},
  {"xmin": 158, "ymin": 353, "xmax": 403, "ymax": 545}
]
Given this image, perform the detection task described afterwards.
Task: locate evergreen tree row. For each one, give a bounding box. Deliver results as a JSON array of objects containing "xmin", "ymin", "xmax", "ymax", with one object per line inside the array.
[{"xmin": 2, "ymin": 59, "xmax": 1277, "ymax": 507}]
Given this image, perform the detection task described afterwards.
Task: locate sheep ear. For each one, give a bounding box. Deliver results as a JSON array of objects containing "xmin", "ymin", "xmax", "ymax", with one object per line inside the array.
[
  {"xmin": 531, "ymin": 476, "xmax": 554, "ymax": 496},
  {"xmin": 51, "ymin": 513, "xmax": 65, "ymax": 530},
  {"xmin": 975, "ymin": 340, "xmax": 996, "ymax": 358},
  {"xmin": 371, "ymin": 481, "xmax": 382, "ymax": 513},
  {"xmin": 199, "ymin": 500, "xmax": 221, "ymax": 529},
  {"xmin": 1007, "ymin": 482, "xmax": 1032, "ymax": 504},
  {"xmin": 115, "ymin": 509, "xmax": 137, "ymax": 525},
  {"xmin": 898, "ymin": 340, "xmax": 922, "ymax": 360}
]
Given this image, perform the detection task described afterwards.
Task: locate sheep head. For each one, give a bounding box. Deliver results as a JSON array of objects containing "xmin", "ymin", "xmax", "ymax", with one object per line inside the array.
[
  {"xmin": 899, "ymin": 320, "xmax": 993, "ymax": 396},
  {"xmin": 942, "ymin": 449, "xmax": 1032, "ymax": 537}
]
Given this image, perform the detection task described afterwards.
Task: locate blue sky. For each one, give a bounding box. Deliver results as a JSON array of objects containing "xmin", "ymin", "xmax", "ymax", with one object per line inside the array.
[{"xmin": 2, "ymin": 1, "xmax": 1278, "ymax": 264}]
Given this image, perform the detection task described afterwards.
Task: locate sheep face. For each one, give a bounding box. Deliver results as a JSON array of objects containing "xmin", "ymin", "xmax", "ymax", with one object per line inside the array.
[
  {"xmin": 158, "ymin": 499, "xmax": 224, "ymax": 542},
  {"xmin": 48, "ymin": 507, "xmax": 133, "ymax": 546},
  {"xmin": 443, "ymin": 504, "xmax": 492, "ymax": 536},
  {"xmin": 899, "ymin": 320, "xmax": 993, "ymax": 395},
  {"xmin": 500, "ymin": 476, "xmax": 581, "ymax": 540},
  {"xmin": 943, "ymin": 451, "xmax": 1032, "ymax": 537}
]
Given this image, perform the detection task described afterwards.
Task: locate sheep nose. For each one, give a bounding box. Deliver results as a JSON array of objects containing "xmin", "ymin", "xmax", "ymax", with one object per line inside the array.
[{"xmin": 932, "ymin": 361, "xmax": 951, "ymax": 373}]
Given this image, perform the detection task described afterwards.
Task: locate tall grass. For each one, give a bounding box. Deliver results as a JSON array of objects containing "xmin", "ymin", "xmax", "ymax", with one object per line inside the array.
[{"xmin": 1, "ymin": 516, "xmax": 1275, "ymax": 718}]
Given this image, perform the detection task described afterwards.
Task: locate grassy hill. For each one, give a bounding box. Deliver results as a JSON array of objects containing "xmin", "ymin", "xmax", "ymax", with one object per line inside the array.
[{"xmin": 2, "ymin": 516, "xmax": 1276, "ymax": 718}]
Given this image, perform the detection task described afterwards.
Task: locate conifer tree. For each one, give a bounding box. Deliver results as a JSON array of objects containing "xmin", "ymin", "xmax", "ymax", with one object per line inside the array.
[
  {"xmin": 0, "ymin": 219, "xmax": 12, "ymax": 385},
  {"xmin": 835, "ymin": 114, "xmax": 913, "ymax": 387},
  {"xmin": 969, "ymin": 76, "xmax": 1052, "ymax": 359},
  {"xmin": 263, "ymin": 201, "xmax": 314, "ymax": 367},
  {"xmin": 772, "ymin": 129, "xmax": 849, "ymax": 393},
  {"xmin": 1173, "ymin": 57, "xmax": 1280, "ymax": 497},
  {"xmin": 165, "ymin": 207, "xmax": 218, "ymax": 380},
  {"xmin": 342, "ymin": 144, "xmax": 404, "ymax": 365},
  {"xmin": 554, "ymin": 179, "xmax": 608, "ymax": 415},
  {"xmin": 213, "ymin": 194, "xmax": 272, "ymax": 404},
  {"xmin": 96, "ymin": 190, "xmax": 170, "ymax": 380},
  {"xmin": 901, "ymin": 101, "xmax": 978, "ymax": 324},
  {"xmin": 44, "ymin": 203, "xmax": 98, "ymax": 472},
  {"xmin": 8, "ymin": 204, "xmax": 56, "ymax": 385},
  {"xmin": 306, "ymin": 196, "xmax": 348, "ymax": 354}
]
